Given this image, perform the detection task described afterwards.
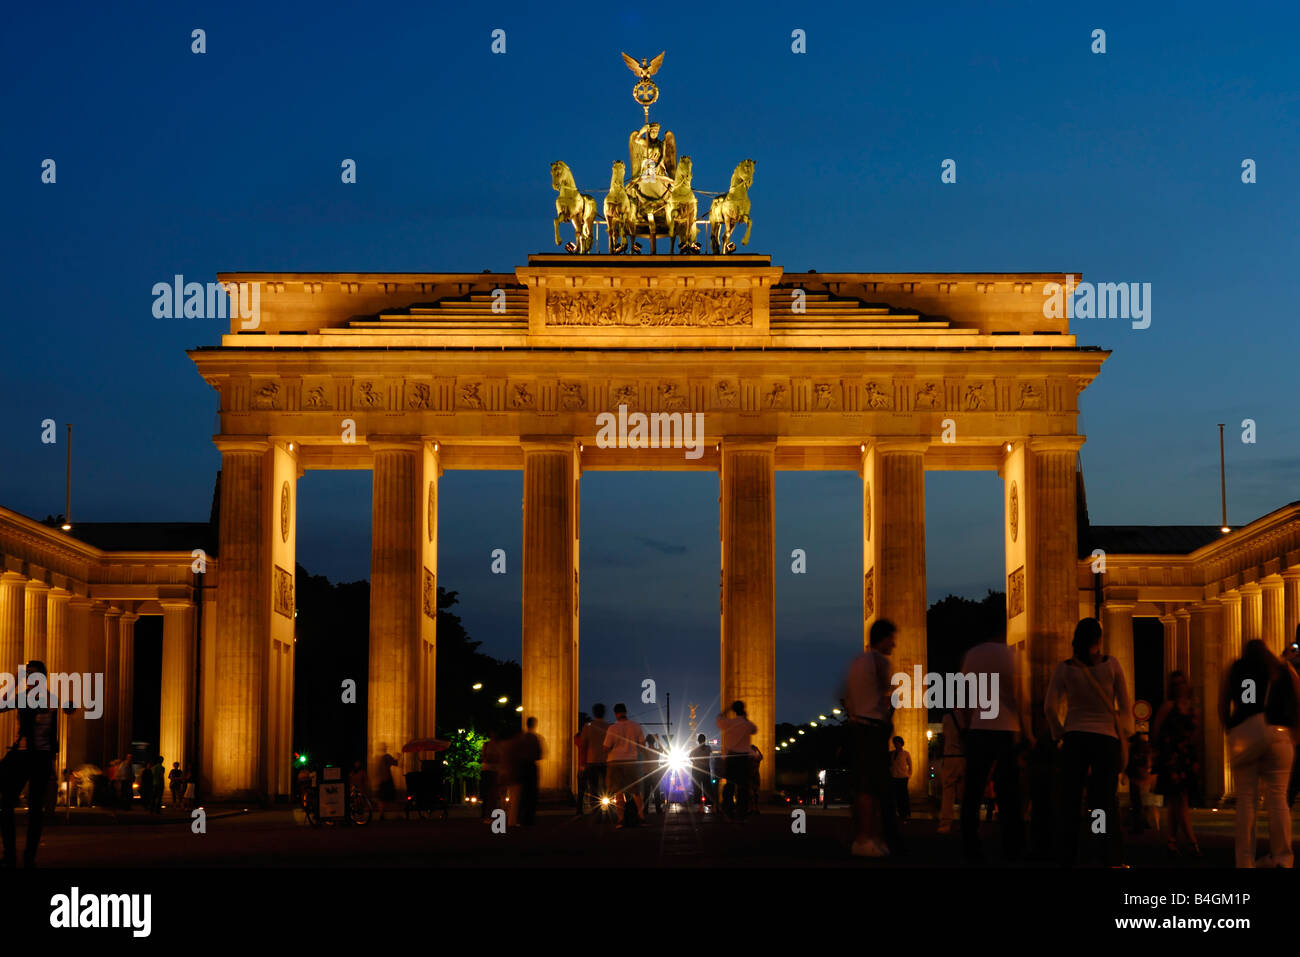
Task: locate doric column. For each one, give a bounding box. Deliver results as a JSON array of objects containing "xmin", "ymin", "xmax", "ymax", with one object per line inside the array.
[
  {"xmin": 721, "ymin": 440, "xmax": 776, "ymax": 794},
  {"xmin": 1174, "ymin": 608, "xmax": 1191, "ymax": 677},
  {"xmin": 24, "ymin": 580, "xmax": 50, "ymax": 663},
  {"xmin": 864, "ymin": 441, "xmax": 927, "ymax": 794},
  {"xmin": 1025, "ymin": 438, "xmax": 1083, "ymax": 721},
  {"xmin": 85, "ymin": 602, "xmax": 107, "ymax": 766},
  {"xmin": 1239, "ymin": 582, "xmax": 1262, "ymax": 643},
  {"xmin": 65, "ymin": 596, "xmax": 93, "ymax": 769},
  {"xmin": 1189, "ymin": 602, "xmax": 1225, "ymax": 803},
  {"xmin": 369, "ymin": 439, "xmax": 437, "ymax": 795},
  {"xmin": 118, "ymin": 610, "xmax": 138, "ymax": 753},
  {"xmin": 0, "ymin": 573, "xmax": 27, "ymax": 749},
  {"xmin": 1261, "ymin": 576, "xmax": 1285, "ymax": 655},
  {"xmin": 1283, "ymin": 568, "xmax": 1300, "ymax": 651},
  {"xmin": 211, "ymin": 438, "xmax": 271, "ymax": 798},
  {"xmin": 159, "ymin": 600, "xmax": 196, "ymax": 775},
  {"xmin": 1102, "ymin": 602, "xmax": 1136, "ymax": 706},
  {"xmin": 1220, "ymin": 591, "xmax": 1243, "ymax": 664},
  {"xmin": 45, "ymin": 588, "xmax": 71, "ymax": 773},
  {"xmin": 521, "ymin": 439, "xmax": 579, "ymax": 799},
  {"xmin": 103, "ymin": 607, "xmax": 122, "ymax": 762},
  {"xmin": 1220, "ymin": 590, "xmax": 1243, "ymax": 798},
  {"xmin": 1160, "ymin": 614, "xmax": 1178, "ymax": 698}
]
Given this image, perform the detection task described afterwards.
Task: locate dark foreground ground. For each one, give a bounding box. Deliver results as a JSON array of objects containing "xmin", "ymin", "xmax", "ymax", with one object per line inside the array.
[
  {"xmin": 9, "ymin": 803, "xmax": 1291, "ymax": 940},
  {"xmin": 15, "ymin": 801, "xmax": 1288, "ymax": 868}
]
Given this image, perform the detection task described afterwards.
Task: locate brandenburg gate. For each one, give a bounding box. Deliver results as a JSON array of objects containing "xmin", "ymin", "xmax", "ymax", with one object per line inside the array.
[{"xmin": 190, "ymin": 257, "xmax": 1107, "ymax": 799}]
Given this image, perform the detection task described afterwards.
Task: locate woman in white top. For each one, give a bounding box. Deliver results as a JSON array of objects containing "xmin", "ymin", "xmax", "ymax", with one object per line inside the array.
[{"xmin": 1045, "ymin": 617, "xmax": 1132, "ymax": 867}]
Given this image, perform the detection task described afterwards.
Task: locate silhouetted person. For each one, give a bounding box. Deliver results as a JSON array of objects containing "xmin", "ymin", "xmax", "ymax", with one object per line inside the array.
[
  {"xmin": 150, "ymin": 756, "xmax": 164, "ymax": 813},
  {"xmin": 643, "ymin": 734, "xmax": 665, "ymax": 815},
  {"xmin": 377, "ymin": 745, "xmax": 399, "ymax": 804},
  {"xmin": 577, "ymin": 703, "xmax": 609, "ymax": 815},
  {"xmin": 890, "ymin": 737, "xmax": 912, "ymax": 820},
  {"xmin": 842, "ymin": 620, "xmax": 900, "ymax": 857},
  {"xmin": 716, "ymin": 701, "xmax": 757, "ymax": 821},
  {"xmin": 516, "ymin": 717, "xmax": 544, "ymax": 826},
  {"xmin": 1285, "ymin": 627, "xmax": 1300, "ymax": 808},
  {"xmin": 1046, "ymin": 618, "xmax": 1132, "ymax": 867},
  {"xmin": 168, "ymin": 762, "xmax": 184, "ymax": 807},
  {"xmin": 959, "ymin": 634, "xmax": 1030, "ymax": 862},
  {"xmin": 689, "ymin": 733, "xmax": 713, "ymax": 807},
  {"xmin": 138, "ymin": 757, "xmax": 155, "ymax": 812},
  {"xmin": 480, "ymin": 730, "xmax": 502, "ymax": 820},
  {"xmin": 1222, "ymin": 638, "xmax": 1300, "ymax": 867},
  {"xmin": 937, "ymin": 709, "xmax": 964, "ymax": 834},
  {"xmin": 603, "ymin": 703, "xmax": 645, "ymax": 828},
  {"xmin": 1152, "ymin": 671, "xmax": 1200, "ymax": 856},
  {"xmin": 1, "ymin": 661, "xmax": 73, "ymax": 868}
]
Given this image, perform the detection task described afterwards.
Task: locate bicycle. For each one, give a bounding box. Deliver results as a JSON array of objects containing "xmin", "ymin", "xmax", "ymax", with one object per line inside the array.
[
  {"xmin": 348, "ymin": 785, "xmax": 375, "ymax": 825},
  {"xmin": 302, "ymin": 785, "xmax": 322, "ymax": 828}
]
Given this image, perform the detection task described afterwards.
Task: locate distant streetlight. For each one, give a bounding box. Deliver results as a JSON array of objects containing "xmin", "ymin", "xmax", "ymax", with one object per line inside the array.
[
  {"xmin": 472, "ymin": 683, "xmax": 483, "ymax": 691},
  {"xmin": 515, "ymin": 705, "xmax": 524, "ymax": 713},
  {"xmin": 497, "ymin": 696, "xmax": 508, "ymax": 704}
]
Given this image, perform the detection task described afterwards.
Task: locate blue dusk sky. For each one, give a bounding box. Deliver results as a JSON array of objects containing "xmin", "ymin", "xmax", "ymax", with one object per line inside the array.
[{"xmin": 2, "ymin": 1, "xmax": 1297, "ymax": 723}]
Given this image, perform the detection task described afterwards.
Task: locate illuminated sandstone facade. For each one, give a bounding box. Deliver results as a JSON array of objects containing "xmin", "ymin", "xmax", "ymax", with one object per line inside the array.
[{"xmin": 189, "ymin": 255, "xmax": 1107, "ymax": 799}]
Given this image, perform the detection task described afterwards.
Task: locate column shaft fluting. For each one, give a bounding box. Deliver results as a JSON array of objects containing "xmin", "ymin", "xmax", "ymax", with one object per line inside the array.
[
  {"xmin": 1102, "ymin": 603, "xmax": 1136, "ymax": 709},
  {"xmin": 103, "ymin": 608, "xmax": 122, "ymax": 762},
  {"xmin": 159, "ymin": 601, "xmax": 195, "ymax": 773},
  {"xmin": 212, "ymin": 445, "xmax": 269, "ymax": 797},
  {"xmin": 720, "ymin": 444, "xmax": 776, "ymax": 793},
  {"xmin": 1026, "ymin": 443, "xmax": 1079, "ymax": 721},
  {"xmin": 24, "ymin": 581, "xmax": 50, "ymax": 663},
  {"xmin": 85, "ymin": 603, "xmax": 107, "ymax": 766},
  {"xmin": 369, "ymin": 446, "xmax": 423, "ymax": 788},
  {"xmin": 872, "ymin": 446, "xmax": 927, "ymax": 794},
  {"xmin": 1261, "ymin": 578, "xmax": 1285, "ymax": 655},
  {"xmin": 0, "ymin": 573, "xmax": 26, "ymax": 748},
  {"xmin": 118, "ymin": 613, "xmax": 137, "ymax": 752},
  {"xmin": 521, "ymin": 443, "xmax": 579, "ymax": 797}
]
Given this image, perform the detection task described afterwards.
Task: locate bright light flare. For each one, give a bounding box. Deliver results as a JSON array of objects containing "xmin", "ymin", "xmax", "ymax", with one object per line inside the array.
[{"xmin": 664, "ymin": 748, "xmax": 689, "ymax": 773}]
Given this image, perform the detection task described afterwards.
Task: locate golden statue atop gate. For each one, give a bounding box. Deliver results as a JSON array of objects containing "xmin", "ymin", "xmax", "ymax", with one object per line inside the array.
[{"xmin": 551, "ymin": 51, "xmax": 754, "ymax": 256}]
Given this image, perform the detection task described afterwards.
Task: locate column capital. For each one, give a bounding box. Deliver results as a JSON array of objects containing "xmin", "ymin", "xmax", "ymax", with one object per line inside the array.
[
  {"xmin": 1028, "ymin": 435, "xmax": 1085, "ymax": 454},
  {"xmin": 1174, "ymin": 607, "xmax": 1192, "ymax": 620},
  {"xmin": 367, "ymin": 437, "xmax": 425, "ymax": 453},
  {"xmin": 0, "ymin": 571, "xmax": 28, "ymax": 587},
  {"xmin": 213, "ymin": 435, "xmax": 271, "ymax": 454},
  {"xmin": 120, "ymin": 611, "xmax": 139, "ymax": 624},
  {"xmin": 24, "ymin": 580, "xmax": 50, "ymax": 594},
  {"xmin": 1282, "ymin": 567, "xmax": 1300, "ymax": 583},
  {"xmin": 67, "ymin": 595, "xmax": 95, "ymax": 610},
  {"xmin": 1218, "ymin": 590, "xmax": 1242, "ymax": 607},
  {"xmin": 1261, "ymin": 575, "xmax": 1285, "ymax": 591},
  {"xmin": 103, "ymin": 605, "xmax": 123, "ymax": 619},
  {"xmin": 1159, "ymin": 613, "xmax": 1178, "ymax": 626},
  {"xmin": 1103, "ymin": 601, "xmax": 1136, "ymax": 613},
  {"xmin": 519, "ymin": 437, "xmax": 579, "ymax": 454},
  {"xmin": 870, "ymin": 438, "xmax": 929, "ymax": 455},
  {"xmin": 1239, "ymin": 581, "xmax": 1262, "ymax": 596},
  {"xmin": 158, "ymin": 598, "xmax": 195, "ymax": 612},
  {"xmin": 719, "ymin": 437, "xmax": 778, "ymax": 454}
]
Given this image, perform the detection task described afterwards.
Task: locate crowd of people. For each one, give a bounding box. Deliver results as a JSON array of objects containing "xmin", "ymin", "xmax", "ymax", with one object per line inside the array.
[
  {"xmin": 568, "ymin": 700, "xmax": 761, "ymax": 827},
  {"xmin": 850, "ymin": 617, "xmax": 1300, "ymax": 867}
]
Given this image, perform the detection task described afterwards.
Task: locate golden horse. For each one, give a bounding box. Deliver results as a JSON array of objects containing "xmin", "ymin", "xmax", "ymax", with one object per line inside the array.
[
  {"xmin": 708, "ymin": 159, "xmax": 755, "ymax": 254},
  {"xmin": 603, "ymin": 161, "xmax": 637, "ymax": 254},
  {"xmin": 666, "ymin": 156, "xmax": 699, "ymax": 254},
  {"xmin": 551, "ymin": 161, "xmax": 596, "ymax": 253}
]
